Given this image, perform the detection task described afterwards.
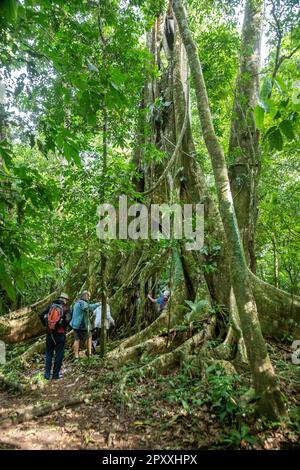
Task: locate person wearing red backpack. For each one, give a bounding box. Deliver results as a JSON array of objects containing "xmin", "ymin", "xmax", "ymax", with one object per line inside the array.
[{"xmin": 39, "ymin": 292, "xmax": 72, "ymax": 380}]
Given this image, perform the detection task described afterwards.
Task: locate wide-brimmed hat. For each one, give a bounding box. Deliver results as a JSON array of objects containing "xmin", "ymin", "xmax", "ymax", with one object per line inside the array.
[
  {"xmin": 59, "ymin": 292, "xmax": 70, "ymax": 301},
  {"xmin": 81, "ymin": 290, "xmax": 90, "ymax": 297}
]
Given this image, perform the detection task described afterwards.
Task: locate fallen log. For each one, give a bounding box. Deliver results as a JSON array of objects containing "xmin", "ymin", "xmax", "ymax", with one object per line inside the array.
[
  {"xmin": 0, "ymin": 396, "xmax": 86, "ymax": 429},
  {"xmin": 0, "ymin": 373, "xmax": 23, "ymax": 394}
]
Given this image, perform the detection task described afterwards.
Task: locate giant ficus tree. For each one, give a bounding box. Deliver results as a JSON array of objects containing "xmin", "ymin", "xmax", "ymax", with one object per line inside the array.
[
  {"xmin": 0, "ymin": 0, "xmax": 299, "ymax": 422},
  {"xmin": 170, "ymin": 0, "xmax": 286, "ymax": 419}
]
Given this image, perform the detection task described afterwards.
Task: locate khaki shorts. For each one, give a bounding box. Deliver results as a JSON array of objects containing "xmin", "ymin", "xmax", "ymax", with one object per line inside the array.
[{"xmin": 73, "ymin": 329, "xmax": 91, "ymax": 342}]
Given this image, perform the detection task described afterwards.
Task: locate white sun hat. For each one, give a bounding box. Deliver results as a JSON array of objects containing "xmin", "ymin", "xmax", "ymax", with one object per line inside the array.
[{"xmin": 59, "ymin": 292, "xmax": 70, "ymax": 300}]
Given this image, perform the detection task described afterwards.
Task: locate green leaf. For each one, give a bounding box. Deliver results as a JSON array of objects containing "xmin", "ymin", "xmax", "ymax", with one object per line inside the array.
[
  {"xmin": 181, "ymin": 399, "xmax": 190, "ymax": 412},
  {"xmin": 265, "ymin": 126, "xmax": 277, "ymax": 137},
  {"xmin": 260, "ymin": 78, "xmax": 272, "ymax": 100},
  {"xmin": 0, "ymin": 268, "xmax": 16, "ymax": 301},
  {"xmin": 37, "ymin": 139, "xmax": 45, "ymax": 154},
  {"xmin": 1, "ymin": 0, "xmax": 19, "ymax": 21},
  {"xmin": 2, "ymin": 161, "xmax": 10, "ymax": 175},
  {"xmin": 106, "ymin": 84, "xmax": 127, "ymax": 108},
  {"xmin": 185, "ymin": 300, "xmax": 196, "ymax": 310},
  {"xmin": 15, "ymin": 276, "xmax": 25, "ymax": 291},
  {"xmin": 63, "ymin": 140, "xmax": 81, "ymax": 166},
  {"xmin": 0, "ymin": 141, "xmax": 13, "ymax": 167},
  {"xmin": 275, "ymin": 77, "xmax": 287, "ymax": 94},
  {"xmin": 86, "ymin": 110, "xmax": 97, "ymax": 127},
  {"xmin": 268, "ymin": 128, "xmax": 283, "ymax": 151},
  {"xmin": 273, "ymin": 110, "xmax": 281, "ymax": 120},
  {"xmin": 279, "ymin": 99, "xmax": 289, "ymax": 109},
  {"xmin": 110, "ymin": 68, "xmax": 124, "ymax": 85},
  {"xmin": 254, "ymin": 105, "xmax": 265, "ymax": 130},
  {"xmin": 260, "ymin": 98, "xmax": 276, "ymax": 117},
  {"xmin": 279, "ymin": 120, "xmax": 295, "ymax": 141}
]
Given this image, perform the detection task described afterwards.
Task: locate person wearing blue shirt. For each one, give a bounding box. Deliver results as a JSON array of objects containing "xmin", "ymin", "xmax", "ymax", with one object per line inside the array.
[
  {"xmin": 70, "ymin": 290, "xmax": 100, "ymax": 358},
  {"xmin": 147, "ymin": 290, "xmax": 170, "ymax": 314}
]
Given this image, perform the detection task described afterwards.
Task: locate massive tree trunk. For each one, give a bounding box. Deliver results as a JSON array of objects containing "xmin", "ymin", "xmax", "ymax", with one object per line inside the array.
[
  {"xmin": 171, "ymin": 0, "xmax": 286, "ymax": 420},
  {"xmin": 228, "ymin": 0, "xmax": 264, "ymax": 273},
  {"xmin": 164, "ymin": 5, "xmax": 300, "ymax": 341}
]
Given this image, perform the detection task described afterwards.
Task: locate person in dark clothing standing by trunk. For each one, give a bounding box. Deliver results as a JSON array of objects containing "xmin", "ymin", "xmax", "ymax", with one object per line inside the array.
[{"xmin": 39, "ymin": 292, "xmax": 72, "ymax": 380}]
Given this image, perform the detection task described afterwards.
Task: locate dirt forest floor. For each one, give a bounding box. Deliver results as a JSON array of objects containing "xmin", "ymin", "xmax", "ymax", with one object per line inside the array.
[{"xmin": 0, "ymin": 341, "xmax": 299, "ymax": 450}]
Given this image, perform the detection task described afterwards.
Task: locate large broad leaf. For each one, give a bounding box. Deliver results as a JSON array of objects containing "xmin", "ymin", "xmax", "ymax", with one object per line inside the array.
[
  {"xmin": 292, "ymin": 82, "xmax": 300, "ymax": 105},
  {"xmin": 268, "ymin": 128, "xmax": 283, "ymax": 151},
  {"xmin": 104, "ymin": 84, "xmax": 127, "ymax": 109},
  {"xmin": 63, "ymin": 140, "xmax": 81, "ymax": 166},
  {"xmin": 254, "ymin": 105, "xmax": 265, "ymax": 130},
  {"xmin": 279, "ymin": 120, "xmax": 295, "ymax": 141},
  {"xmin": 184, "ymin": 299, "xmax": 209, "ymax": 314},
  {"xmin": 110, "ymin": 69, "xmax": 125, "ymax": 86},
  {"xmin": 87, "ymin": 109, "xmax": 97, "ymax": 127},
  {"xmin": 260, "ymin": 78, "xmax": 273, "ymax": 101},
  {"xmin": 259, "ymin": 97, "xmax": 276, "ymax": 117},
  {"xmin": 275, "ymin": 77, "xmax": 287, "ymax": 94},
  {"xmin": 78, "ymin": 90, "xmax": 100, "ymax": 126},
  {"xmin": 0, "ymin": 140, "xmax": 13, "ymax": 167}
]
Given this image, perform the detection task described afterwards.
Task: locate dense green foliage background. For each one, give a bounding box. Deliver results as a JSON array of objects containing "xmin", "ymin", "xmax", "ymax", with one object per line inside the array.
[{"xmin": 0, "ymin": 0, "xmax": 299, "ymax": 311}]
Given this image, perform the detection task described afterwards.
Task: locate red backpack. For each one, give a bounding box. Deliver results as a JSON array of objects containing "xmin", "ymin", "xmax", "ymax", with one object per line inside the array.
[{"xmin": 47, "ymin": 303, "xmax": 64, "ymax": 331}]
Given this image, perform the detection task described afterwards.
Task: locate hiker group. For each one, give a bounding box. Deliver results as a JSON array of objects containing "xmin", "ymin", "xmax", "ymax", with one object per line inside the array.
[
  {"xmin": 39, "ymin": 288, "xmax": 170, "ymax": 381},
  {"xmin": 39, "ymin": 290, "xmax": 115, "ymax": 380}
]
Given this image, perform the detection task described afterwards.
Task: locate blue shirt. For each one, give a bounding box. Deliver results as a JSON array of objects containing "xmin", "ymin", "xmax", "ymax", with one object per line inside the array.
[
  {"xmin": 70, "ymin": 299, "xmax": 100, "ymax": 331},
  {"xmin": 156, "ymin": 294, "xmax": 168, "ymax": 311}
]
